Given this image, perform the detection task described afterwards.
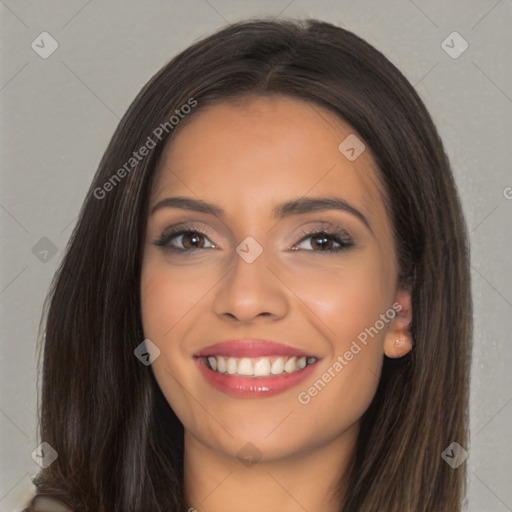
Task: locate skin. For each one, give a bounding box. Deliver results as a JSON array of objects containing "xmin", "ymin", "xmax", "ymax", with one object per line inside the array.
[{"xmin": 140, "ymin": 95, "xmax": 413, "ymax": 512}]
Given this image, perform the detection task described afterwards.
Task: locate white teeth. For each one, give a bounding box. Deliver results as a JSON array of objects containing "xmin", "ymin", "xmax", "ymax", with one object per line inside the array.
[
  {"xmin": 253, "ymin": 358, "xmax": 271, "ymax": 376},
  {"xmin": 270, "ymin": 357, "xmax": 285, "ymax": 374},
  {"xmin": 227, "ymin": 357, "xmax": 237, "ymax": 374},
  {"xmin": 205, "ymin": 355, "xmax": 317, "ymax": 376},
  {"xmin": 284, "ymin": 356, "xmax": 297, "ymax": 373},
  {"xmin": 217, "ymin": 356, "xmax": 226, "ymax": 373},
  {"xmin": 237, "ymin": 358, "xmax": 254, "ymax": 376}
]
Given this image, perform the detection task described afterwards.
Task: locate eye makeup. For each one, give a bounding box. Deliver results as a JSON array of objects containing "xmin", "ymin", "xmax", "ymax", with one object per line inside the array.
[{"xmin": 153, "ymin": 222, "xmax": 354, "ymax": 255}]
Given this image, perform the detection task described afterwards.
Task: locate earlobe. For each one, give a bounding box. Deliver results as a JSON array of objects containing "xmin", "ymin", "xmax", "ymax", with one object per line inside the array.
[
  {"xmin": 383, "ymin": 288, "xmax": 413, "ymax": 358},
  {"xmin": 386, "ymin": 334, "xmax": 413, "ymax": 358}
]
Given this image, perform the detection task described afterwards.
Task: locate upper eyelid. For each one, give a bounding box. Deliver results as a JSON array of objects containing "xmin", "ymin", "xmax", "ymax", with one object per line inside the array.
[
  {"xmin": 157, "ymin": 223, "xmax": 217, "ymax": 241},
  {"xmin": 158, "ymin": 221, "xmax": 350, "ymax": 236},
  {"xmin": 157, "ymin": 218, "xmax": 352, "ymax": 235}
]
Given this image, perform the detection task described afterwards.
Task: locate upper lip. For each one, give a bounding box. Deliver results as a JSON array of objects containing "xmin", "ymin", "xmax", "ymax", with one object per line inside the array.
[{"xmin": 194, "ymin": 339, "xmax": 319, "ymax": 358}]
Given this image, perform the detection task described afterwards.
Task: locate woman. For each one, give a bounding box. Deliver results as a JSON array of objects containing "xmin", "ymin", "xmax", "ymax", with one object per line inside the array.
[{"xmin": 25, "ymin": 18, "xmax": 472, "ymax": 512}]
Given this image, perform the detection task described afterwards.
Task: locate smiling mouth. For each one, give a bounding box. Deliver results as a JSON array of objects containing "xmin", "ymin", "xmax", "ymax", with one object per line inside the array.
[
  {"xmin": 194, "ymin": 339, "xmax": 320, "ymax": 397},
  {"xmin": 201, "ymin": 355, "xmax": 318, "ymax": 377}
]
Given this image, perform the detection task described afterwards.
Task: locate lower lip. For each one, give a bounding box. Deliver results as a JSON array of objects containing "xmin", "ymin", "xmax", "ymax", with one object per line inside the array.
[{"xmin": 195, "ymin": 357, "xmax": 318, "ymax": 398}]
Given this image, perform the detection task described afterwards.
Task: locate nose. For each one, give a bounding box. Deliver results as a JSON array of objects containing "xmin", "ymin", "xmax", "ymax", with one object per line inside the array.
[{"xmin": 212, "ymin": 246, "xmax": 290, "ymax": 324}]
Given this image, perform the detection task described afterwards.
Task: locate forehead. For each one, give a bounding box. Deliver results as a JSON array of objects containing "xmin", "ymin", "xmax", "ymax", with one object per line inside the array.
[{"xmin": 151, "ymin": 95, "xmax": 387, "ymax": 221}]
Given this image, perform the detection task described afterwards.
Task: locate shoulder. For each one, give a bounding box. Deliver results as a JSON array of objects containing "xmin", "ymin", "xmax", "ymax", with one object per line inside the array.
[{"xmin": 21, "ymin": 494, "xmax": 73, "ymax": 511}]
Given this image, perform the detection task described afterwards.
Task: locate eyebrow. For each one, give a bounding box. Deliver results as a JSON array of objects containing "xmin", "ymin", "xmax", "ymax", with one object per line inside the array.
[{"xmin": 150, "ymin": 196, "xmax": 372, "ymax": 232}]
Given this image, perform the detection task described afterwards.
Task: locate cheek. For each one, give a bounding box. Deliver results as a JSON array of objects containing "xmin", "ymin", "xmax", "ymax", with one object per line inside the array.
[
  {"xmin": 140, "ymin": 271, "xmax": 180, "ymax": 341},
  {"xmin": 140, "ymin": 260, "xmax": 213, "ymax": 433},
  {"xmin": 140, "ymin": 258, "xmax": 213, "ymax": 342},
  {"xmin": 287, "ymin": 253, "xmax": 394, "ymax": 351},
  {"xmin": 290, "ymin": 254, "xmax": 391, "ymax": 419}
]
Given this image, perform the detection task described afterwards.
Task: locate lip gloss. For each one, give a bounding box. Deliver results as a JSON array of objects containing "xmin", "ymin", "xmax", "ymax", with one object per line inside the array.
[
  {"xmin": 194, "ymin": 339, "xmax": 320, "ymax": 397},
  {"xmin": 195, "ymin": 357, "xmax": 318, "ymax": 398}
]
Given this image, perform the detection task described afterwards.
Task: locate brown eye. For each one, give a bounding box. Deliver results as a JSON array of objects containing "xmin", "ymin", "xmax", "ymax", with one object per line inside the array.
[
  {"xmin": 293, "ymin": 229, "xmax": 354, "ymax": 254},
  {"xmin": 154, "ymin": 229, "xmax": 216, "ymax": 252},
  {"xmin": 181, "ymin": 232, "xmax": 206, "ymax": 249},
  {"xmin": 310, "ymin": 232, "xmax": 335, "ymax": 251}
]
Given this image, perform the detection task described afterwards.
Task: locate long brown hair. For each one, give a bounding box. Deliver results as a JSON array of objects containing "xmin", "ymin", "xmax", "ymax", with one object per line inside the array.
[{"xmin": 32, "ymin": 18, "xmax": 472, "ymax": 511}]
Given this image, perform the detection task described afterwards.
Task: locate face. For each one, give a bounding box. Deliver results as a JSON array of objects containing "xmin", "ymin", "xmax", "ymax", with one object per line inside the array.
[{"xmin": 140, "ymin": 95, "xmax": 411, "ymax": 463}]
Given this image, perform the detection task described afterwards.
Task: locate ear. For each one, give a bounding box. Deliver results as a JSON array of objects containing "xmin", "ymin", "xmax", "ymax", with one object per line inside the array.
[{"xmin": 383, "ymin": 288, "xmax": 413, "ymax": 358}]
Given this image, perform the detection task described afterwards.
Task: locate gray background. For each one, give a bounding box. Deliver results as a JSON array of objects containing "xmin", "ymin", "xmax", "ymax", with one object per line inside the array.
[{"xmin": 1, "ymin": 1, "xmax": 511, "ymax": 510}]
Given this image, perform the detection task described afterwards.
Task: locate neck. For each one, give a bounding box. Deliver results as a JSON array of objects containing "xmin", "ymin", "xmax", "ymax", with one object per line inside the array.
[{"xmin": 183, "ymin": 423, "xmax": 358, "ymax": 512}]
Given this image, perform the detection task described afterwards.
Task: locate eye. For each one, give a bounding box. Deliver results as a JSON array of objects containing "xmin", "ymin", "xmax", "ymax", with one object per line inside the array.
[
  {"xmin": 154, "ymin": 228, "xmax": 216, "ymax": 252},
  {"xmin": 293, "ymin": 229, "xmax": 354, "ymax": 254},
  {"xmin": 153, "ymin": 226, "xmax": 354, "ymax": 254}
]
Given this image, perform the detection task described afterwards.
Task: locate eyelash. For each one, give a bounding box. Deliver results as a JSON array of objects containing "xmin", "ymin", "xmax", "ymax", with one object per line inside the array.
[{"xmin": 153, "ymin": 224, "xmax": 354, "ymax": 254}]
